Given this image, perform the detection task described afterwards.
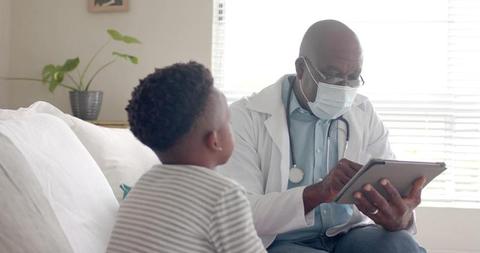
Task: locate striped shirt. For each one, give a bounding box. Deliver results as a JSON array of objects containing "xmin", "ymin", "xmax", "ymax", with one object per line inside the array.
[{"xmin": 107, "ymin": 164, "xmax": 266, "ymax": 253}]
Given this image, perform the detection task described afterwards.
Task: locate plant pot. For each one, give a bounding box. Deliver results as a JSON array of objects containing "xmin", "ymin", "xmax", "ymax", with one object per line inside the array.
[{"xmin": 69, "ymin": 90, "xmax": 103, "ymax": 121}]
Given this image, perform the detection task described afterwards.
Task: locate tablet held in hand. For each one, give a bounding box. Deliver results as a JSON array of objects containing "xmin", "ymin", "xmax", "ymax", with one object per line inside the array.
[{"xmin": 335, "ymin": 159, "xmax": 447, "ymax": 204}]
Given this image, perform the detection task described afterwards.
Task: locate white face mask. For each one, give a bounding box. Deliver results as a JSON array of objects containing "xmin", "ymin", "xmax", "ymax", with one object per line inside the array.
[{"xmin": 300, "ymin": 57, "xmax": 358, "ymax": 119}]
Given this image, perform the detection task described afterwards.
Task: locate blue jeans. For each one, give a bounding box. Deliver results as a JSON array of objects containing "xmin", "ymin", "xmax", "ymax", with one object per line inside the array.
[{"xmin": 267, "ymin": 225, "xmax": 426, "ymax": 253}]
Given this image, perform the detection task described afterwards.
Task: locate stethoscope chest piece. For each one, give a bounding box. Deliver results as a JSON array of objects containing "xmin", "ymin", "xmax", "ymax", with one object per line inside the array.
[{"xmin": 289, "ymin": 165, "xmax": 304, "ymax": 183}]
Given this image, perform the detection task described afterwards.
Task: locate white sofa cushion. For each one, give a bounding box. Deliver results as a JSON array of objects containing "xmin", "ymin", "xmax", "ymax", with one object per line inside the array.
[
  {"xmin": 68, "ymin": 119, "xmax": 160, "ymax": 200},
  {"xmin": 0, "ymin": 135, "xmax": 74, "ymax": 253},
  {"xmin": 0, "ymin": 113, "xmax": 118, "ymax": 253},
  {"xmin": 0, "ymin": 108, "xmax": 35, "ymax": 120},
  {"xmin": 26, "ymin": 101, "xmax": 160, "ymax": 200}
]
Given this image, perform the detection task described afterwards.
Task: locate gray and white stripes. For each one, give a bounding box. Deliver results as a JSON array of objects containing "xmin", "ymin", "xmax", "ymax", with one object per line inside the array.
[{"xmin": 107, "ymin": 164, "xmax": 266, "ymax": 253}]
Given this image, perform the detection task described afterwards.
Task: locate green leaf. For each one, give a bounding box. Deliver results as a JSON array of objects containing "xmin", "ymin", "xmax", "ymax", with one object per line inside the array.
[
  {"xmin": 52, "ymin": 71, "xmax": 64, "ymax": 83},
  {"xmin": 48, "ymin": 79, "xmax": 61, "ymax": 93},
  {"xmin": 107, "ymin": 29, "xmax": 123, "ymax": 41},
  {"xmin": 45, "ymin": 70, "xmax": 64, "ymax": 93},
  {"xmin": 128, "ymin": 55, "xmax": 139, "ymax": 64},
  {"xmin": 61, "ymin": 57, "xmax": 80, "ymax": 72},
  {"xmin": 107, "ymin": 29, "xmax": 141, "ymax": 44},
  {"xmin": 122, "ymin": 35, "xmax": 141, "ymax": 44},
  {"xmin": 42, "ymin": 64, "xmax": 56, "ymax": 82},
  {"xmin": 113, "ymin": 52, "xmax": 139, "ymax": 64}
]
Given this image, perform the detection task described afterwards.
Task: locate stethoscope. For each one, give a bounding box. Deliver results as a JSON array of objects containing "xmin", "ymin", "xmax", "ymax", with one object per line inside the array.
[{"xmin": 286, "ymin": 81, "xmax": 350, "ymax": 183}]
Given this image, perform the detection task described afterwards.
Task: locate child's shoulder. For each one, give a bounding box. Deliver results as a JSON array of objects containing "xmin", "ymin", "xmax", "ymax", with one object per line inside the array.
[
  {"xmin": 210, "ymin": 171, "xmax": 244, "ymax": 193},
  {"xmin": 150, "ymin": 164, "xmax": 242, "ymax": 192},
  {"xmin": 190, "ymin": 165, "xmax": 243, "ymax": 191}
]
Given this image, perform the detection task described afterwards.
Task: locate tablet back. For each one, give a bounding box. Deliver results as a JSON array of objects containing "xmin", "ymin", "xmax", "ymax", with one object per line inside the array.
[{"xmin": 335, "ymin": 159, "xmax": 446, "ymax": 204}]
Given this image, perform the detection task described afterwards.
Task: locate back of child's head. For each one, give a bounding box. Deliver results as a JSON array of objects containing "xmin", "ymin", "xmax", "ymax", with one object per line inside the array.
[{"xmin": 126, "ymin": 61, "xmax": 233, "ymax": 167}]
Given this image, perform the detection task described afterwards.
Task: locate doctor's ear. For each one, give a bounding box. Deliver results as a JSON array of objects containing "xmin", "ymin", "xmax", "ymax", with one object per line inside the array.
[
  {"xmin": 295, "ymin": 58, "xmax": 305, "ymax": 79},
  {"xmin": 206, "ymin": 131, "xmax": 223, "ymax": 152}
]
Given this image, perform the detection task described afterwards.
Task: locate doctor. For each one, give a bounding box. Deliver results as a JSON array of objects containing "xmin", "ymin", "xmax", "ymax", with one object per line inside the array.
[{"xmin": 219, "ymin": 20, "xmax": 426, "ymax": 253}]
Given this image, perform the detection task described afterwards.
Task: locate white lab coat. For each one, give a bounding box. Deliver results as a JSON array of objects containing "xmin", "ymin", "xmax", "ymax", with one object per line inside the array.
[{"xmin": 218, "ymin": 75, "xmax": 414, "ymax": 247}]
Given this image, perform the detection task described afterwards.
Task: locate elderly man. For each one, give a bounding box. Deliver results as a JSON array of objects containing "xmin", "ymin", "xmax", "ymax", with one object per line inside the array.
[{"xmin": 219, "ymin": 20, "xmax": 426, "ymax": 252}]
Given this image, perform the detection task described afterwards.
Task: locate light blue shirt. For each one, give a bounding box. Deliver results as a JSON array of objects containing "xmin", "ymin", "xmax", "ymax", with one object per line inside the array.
[{"xmin": 275, "ymin": 75, "xmax": 353, "ymax": 242}]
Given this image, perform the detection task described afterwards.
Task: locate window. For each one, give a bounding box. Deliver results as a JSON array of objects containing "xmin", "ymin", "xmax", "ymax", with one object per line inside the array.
[{"xmin": 212, "ymin": 0, "xmax": 480, "ymax": 207}]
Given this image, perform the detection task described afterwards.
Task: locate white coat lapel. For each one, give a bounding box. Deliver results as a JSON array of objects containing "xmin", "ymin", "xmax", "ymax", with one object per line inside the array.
[
  {"xmin": 338, "ymin": 94, "xmax": 368, "ymax": 163},
  {"xmin": 246, "ymin": 76, "xmax": 292, "ymax": 190},
  {"xmin": 337, "ymin": 120, "xmax": 348, "ymax": 160},
  {"xmin": 264, "ymin": 113, "xmax": 290, "ymax": 190}
]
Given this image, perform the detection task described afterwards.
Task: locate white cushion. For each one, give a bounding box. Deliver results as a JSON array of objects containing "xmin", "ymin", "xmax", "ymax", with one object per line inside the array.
[
  {"xmin": 0, "ymin": 136, "xmax": 74, "ymax": 253},
  {"xmin": 68, "ymin": 119, "xmax": 160, "ymax": 200},
  {"xmin": 0, "ymin": 114, "xmax": 118, "ymax": 253},
  {"xmin": 0, "ymin": 108, "xmax": 33, "ymax": 120},
  {"xmin": 27, "ymin": 101, "xmax": 75, "ymax": 126},
  {"xmin": 26, "ymin": 101, "xmax": 160, "ymax": 200}
]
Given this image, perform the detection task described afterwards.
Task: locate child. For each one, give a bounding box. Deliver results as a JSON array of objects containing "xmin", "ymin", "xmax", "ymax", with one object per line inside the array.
[{"xmin": 107, "ymin": 62, "xmax": 266, "ymax": 253}]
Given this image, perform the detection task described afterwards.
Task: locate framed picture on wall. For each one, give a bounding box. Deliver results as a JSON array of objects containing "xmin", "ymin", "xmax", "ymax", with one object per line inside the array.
[{"xmin": 88, "ymin": 0, "xmax": 129, "ymax": 13}]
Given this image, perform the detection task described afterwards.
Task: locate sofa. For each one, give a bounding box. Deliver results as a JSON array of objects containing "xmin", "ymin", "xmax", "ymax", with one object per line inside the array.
[{"xmin": 0, "ymin": 102, "xmax": 160, "ymax": 253}]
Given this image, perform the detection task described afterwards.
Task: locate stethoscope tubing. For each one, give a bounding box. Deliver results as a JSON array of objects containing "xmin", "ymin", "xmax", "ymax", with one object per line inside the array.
[{"xmin": 286, "ymin": 80, "xmax": 350, "ymax": 179}]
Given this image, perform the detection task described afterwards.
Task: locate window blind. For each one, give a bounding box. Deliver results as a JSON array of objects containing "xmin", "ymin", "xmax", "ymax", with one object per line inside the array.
[
  {"xmin": 211, "ymin": 0, "xmax": 225, "ymax": 92},
  {"xmin": 212, "ymin": 0, "xmax": 480, "ymax": 206}
]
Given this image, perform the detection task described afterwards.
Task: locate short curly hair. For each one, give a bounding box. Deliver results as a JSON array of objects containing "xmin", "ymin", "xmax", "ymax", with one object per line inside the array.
[{"xmin": 126, "ymin": 61, "xmax": 213, "ymax": 152}]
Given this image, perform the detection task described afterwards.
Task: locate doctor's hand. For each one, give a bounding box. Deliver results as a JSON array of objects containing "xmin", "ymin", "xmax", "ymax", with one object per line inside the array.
[
  {"xmin": 303, "ymin": 159, "xmax": 362, "ymax": 214},
  {"xmin": 353, "ymin": 176, "xmax": 426, "ymax": 231}
]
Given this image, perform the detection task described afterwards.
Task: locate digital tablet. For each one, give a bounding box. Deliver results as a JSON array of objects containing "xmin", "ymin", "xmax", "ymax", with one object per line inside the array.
[{"xmin": 334, "ymin": 159, "xmax": 447, "ymax": 204}]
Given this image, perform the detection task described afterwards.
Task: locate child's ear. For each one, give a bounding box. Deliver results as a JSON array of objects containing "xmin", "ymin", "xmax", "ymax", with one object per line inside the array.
[{"xmin": 206, "ymin": 131, "xmax": 223, "ymax": 152}]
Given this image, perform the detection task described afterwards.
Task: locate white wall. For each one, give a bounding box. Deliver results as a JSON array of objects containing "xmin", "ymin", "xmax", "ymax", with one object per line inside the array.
[
  {"xmin": 415, "ymin": 206, "xmax": 480, "ymax": 253},
  {"xmin": 7, "ymin": 0, "xmax": 213, "ymax": 120},
  {"xmin": 0, "ymin": 0, "xmax": 11, "ymax": 108}
]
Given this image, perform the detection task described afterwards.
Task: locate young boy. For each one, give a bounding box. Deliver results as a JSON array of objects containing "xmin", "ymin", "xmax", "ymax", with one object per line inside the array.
[{"xmin": 107, "ymin": 62, "xmax": 266, "ymax": 253}]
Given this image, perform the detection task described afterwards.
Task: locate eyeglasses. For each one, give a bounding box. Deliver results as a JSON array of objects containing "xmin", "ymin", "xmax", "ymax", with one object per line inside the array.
[{"xmin": 302, "ymin": 57, "xmax": 365, "ymax": 88}]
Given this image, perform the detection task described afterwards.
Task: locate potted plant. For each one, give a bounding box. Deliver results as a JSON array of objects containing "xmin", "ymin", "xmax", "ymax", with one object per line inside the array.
[{"xmin": 2, "ymin": 29, "xmax": 141, "ymax": 121}]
